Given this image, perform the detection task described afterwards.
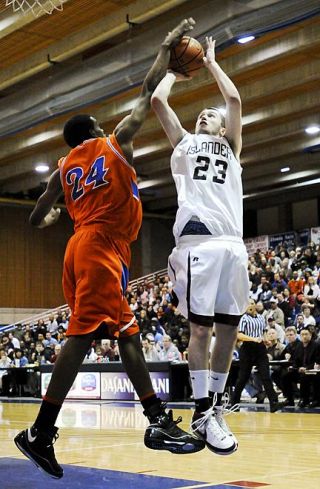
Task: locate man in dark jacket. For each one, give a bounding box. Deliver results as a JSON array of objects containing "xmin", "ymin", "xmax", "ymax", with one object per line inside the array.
[{"xmin": 281, "ymin": 328, "xmax": 320, "ymax": 407}]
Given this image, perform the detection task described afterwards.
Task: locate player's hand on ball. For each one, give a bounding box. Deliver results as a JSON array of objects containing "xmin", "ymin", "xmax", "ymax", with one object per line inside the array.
[
  {"xmin": 38, "ymin": 207, "xmax": 61, "ymax": 228},
  {"xmin": 203, "ymin": 37, "xmax": 216, "ymax": 67},
  {"xmin": 163, "ymin": 17, "xmax": 195, "ymax": 47}
]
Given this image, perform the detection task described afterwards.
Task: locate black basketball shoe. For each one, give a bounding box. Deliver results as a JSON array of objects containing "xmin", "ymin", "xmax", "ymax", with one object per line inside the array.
[
  {"xmin": 144, "ymin": 403, "xmax": 205, "ymax": 454},
  {"xmin": 14, "ymin": 426, "xmax": 63, "ymax": 479}
]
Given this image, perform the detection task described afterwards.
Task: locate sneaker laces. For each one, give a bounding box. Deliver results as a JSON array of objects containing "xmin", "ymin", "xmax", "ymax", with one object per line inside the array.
[
  {"xmin": 214, "ymin": 394, "xmax": 239, "ymax": 435},
  {"xmin": 191, "ymin": 406, "xmax": 227, "ymax": 441},
  {"xmin": 217, "ymin": 393, "xmax": 240, "ymax": 416},
  {"xmin": 36, "ymin": 428, "xmax": 59, "ymax": 449}
]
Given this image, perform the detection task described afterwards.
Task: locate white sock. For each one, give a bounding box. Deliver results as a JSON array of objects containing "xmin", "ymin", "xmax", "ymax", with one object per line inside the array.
[
  {"xmin": 189, "ymin": 369, "xmax": 209, "ymax": 399},
  {"xmin": 209, "ymin": 371, "xmax": 228, "ymax": 394}
]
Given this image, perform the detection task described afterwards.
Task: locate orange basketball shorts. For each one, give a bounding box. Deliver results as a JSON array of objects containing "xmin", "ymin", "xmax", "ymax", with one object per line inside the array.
[{"xmin": 62, "ymin": 224, "xmax": 139, "ymax": 339}]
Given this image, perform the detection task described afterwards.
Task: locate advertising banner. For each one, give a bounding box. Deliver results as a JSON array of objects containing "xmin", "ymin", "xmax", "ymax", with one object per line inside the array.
[
  {"xmin": 101, "ymin": 371, "xmax": 170, "ymax": 401},
  {"xmin": 269, "ymin": 232, "xmax": 296, "ymax": 250},
  {"xmin": 311, "ymin": 227, "xmax": 320, "ymax": 245},
  {"xmin": 41, "ymin": 372, "xmax": 101, "ymax": 399},
  {"xmin": 244, "ymin": 235, "xmax": 269, "ymax": 255}
]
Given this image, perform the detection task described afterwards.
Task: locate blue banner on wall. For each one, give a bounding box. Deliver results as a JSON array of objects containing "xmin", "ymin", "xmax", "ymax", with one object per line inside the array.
[{"xmin": 269, "ymin": 232, "xmax": 296, "ymax": 250}]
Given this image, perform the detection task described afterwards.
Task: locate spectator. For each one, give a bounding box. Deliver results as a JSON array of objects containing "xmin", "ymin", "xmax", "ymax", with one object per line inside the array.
[
  {"xmin": 266, "ymin": 298, "xmax": 285, "ymax": 327},
  {"xmin": 34, "ymin": 342, "xmax": 49, "ymax": 365},
  {"xmin": 142, "ymin": 337, "xmax": 160, "ymax": 362},
  {"xmin": 276, "ymin": 293, "xmax": 292, "ymax": 326},
  {"xmin": 8, "ymin": 332, "xmax": 20, "ymax": 350},
  {"xmin": 281, "ymin": 328, "xmax": 320, "ymax": 408},
  {"xmin": 0, "ymin": 350, "xmax": 12, "ymax": 394},
  {"xmin": 301, "ymin": 306, "xmax": 316, "ymax": 328},
  {"xmin": 50, "ymin": 344, "xmax": 62, "ymax": 364},
  {"xmin": 295, "ymin": 314, "xmax": 306, "ymax": 334},
  {"xmin": 159, "ymin": 335, "xmax": 181, "ymax": 362},
  {"xmin": 259, "ymin": 282, "xmax": 272, "ymax": 305},
  {"xmin": 271, "ymin": 272, "xmax": 287, "ymax": 292},
  {"xmin": 13, "ymin": 349, "xmax": 29, "ymax": 367},
  {"xmin": 47, "ymin": 315, "xmax": 59, "ymax": 335},
  {"xmin": 265, "ymin": 329, "xmax": 285, "ymax": 361},
  {"xmin": 249, "ymin": 283, "xmax": 262, "ymax": 302},
  {"xmin": 100, "ymin": 340, "xmax": 116, "ymax": 361},
  {"xmin": 288, "ymin": 270, "xmax": 305, "ymax": 296},
  {"xmin": 43, "ymin": 332, "xmax": 58, "ymax": 348},
  {"xmin": 303, "ymin": 276, "xmax": 320, "ymax": 300}
]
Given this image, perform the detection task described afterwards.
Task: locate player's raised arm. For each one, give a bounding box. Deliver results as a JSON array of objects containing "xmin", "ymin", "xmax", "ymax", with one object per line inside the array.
[
  {"xmin": 203, "ymin": 37, "xmax": 242, "ymax": 160},
  {"xmin": 29, "ymin": 168, "xmax": 63, "ymax": 228},
  {"xmin": 114, "ymin": 18, "xmax": 195, "ymax": 161},
  {"xmin": 151, "ymin": 71, "xmax": 188, "ymax": 149}
]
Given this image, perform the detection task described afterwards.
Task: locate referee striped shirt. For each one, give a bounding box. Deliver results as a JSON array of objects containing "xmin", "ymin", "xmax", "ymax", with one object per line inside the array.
[{"xmin": 238, "ymin": 313, "xmax": 266, "ymax": 338}]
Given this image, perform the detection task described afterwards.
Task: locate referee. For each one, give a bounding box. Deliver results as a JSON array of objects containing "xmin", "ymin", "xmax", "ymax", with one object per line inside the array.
[{"xmin": 231, "ymin": 302, "xmax": 282, "ymax": 412}]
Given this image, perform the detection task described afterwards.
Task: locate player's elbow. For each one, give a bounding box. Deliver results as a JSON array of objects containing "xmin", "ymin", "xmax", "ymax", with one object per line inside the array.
[
  {"xmin": 151, "ymin": 95, "xmax": 165, "ymax": 112},
  {"xmin": 227, "ymin": 95, "xmax": 241, "ymax": 109}
]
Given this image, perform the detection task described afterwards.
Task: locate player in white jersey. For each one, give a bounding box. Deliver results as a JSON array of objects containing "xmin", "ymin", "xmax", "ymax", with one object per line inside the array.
[{"xmin": 151, "ymin": 37, "xmax": 250, "ymax": 455}]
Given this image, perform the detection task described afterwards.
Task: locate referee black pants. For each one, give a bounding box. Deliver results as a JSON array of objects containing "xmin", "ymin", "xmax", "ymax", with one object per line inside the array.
[{"xmin": 232, "ymin": 342, "xmax": 278, "ymax": 405}]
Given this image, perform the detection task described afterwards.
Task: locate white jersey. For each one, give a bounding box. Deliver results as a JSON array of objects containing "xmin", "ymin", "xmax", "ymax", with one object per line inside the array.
[{"xmin": 171, "ymin": 133, "xmax": 243, "ymax": 242}]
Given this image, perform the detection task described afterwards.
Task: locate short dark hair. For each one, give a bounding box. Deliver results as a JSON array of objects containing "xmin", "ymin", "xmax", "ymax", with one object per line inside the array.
[{"xmin": 63, "ymin": 114, "xmax": 95, "ymax": 148}]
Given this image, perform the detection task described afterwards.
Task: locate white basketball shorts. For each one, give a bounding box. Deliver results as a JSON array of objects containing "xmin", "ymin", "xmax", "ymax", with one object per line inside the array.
[{"xmin": 168, "ymin": 235, "xmax": 250, "ymax": 326}]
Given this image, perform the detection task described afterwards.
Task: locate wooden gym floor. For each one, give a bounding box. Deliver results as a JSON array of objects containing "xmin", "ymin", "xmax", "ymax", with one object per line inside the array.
[{"xmin": 0, "ymin": 400, "xmax": 319, "ymax": 489}]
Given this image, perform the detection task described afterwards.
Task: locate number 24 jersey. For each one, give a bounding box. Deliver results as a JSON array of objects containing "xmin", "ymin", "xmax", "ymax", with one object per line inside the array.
[{"xmin": 59, "ymin": 133, "xmax": 142, "ymax": 242}]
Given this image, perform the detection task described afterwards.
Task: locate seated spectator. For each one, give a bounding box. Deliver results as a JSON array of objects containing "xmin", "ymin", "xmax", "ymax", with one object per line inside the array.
[
  {"xmin": 8, "ymin": 332, "xmax": 20, "ymax": 350},
  {"xmin": 47, "ymin": 315, "xmax": 59, "ymax": 335},
  {"xmin": 259, "ymin": 282, "xmax": 272, "ymax": 305},
  {"xmin": 50, "ymin": 344, "xmax": 62, "ymax": 363},
  {"xmin": 42, "ymin": 332, "xmax": 58, "ymax": 348},
  {"xmin": 150, "ymin": 317, "xmax": 165, "ymax": 343},
  {"xmin": 301, "ymin": 305, "xmax": 316, "ymax": 328},
  {"xmin": 0, "ymin": 350, "xmax": 12, "ymax": 394},
  {"xmin": 266, "ymin": 298, "xmax": 285, "ymax": 327},
  {"xmin": 35, "ymin": 320, "xmax": 46, "ymax": 339},
  {"xmin": 34, "ymin": 342, "xmax": 49, "ymax": 365},
  {"xmin": 277, "ymin": 293, "xmax": 292, "ymax": 326},
  {"xmin": 249, "ymin": 283, "xmax": 262, "ymax": 302},
  {"xmin": 303, "ymin": 276, "xmax": 320, "ymax": 300},
  {"xmin": 295, "ymin": 313, "xmax": 306, "ymax": 334},
  {"xmin": 281, "ymin": 328, "xmax": 320, "ymax": 408},
  {"xmin": 142, "ymin": 337, "xmax": 160, "ymax": 362},
  {"xmin": 159, "ymin": 335, "xmax": 182, "ymax": 362},
  {"xmin": 288, "ymin": 270, "xmax": 305, "ymax": 296},
  {"xmin": 265, "ymin": 329, "xmax": 285, "ymax": 361},
  {"xmin": 14, "ymin": 324, "xmax": 25, "ymax": 341},
  {"xmin": 13, "ymin": 349, "xmax": 29, "ymax": 367},
  {"xmin": 100, "ymin": 339, "xmax": 116, "ymax": 361},
  {"xmin": 271, "ymin": 272, "xmax": 287, "ymax": 292},
  {"xmin": 266, "ymin": 317, "xmax": 285, "ymax": 344}
]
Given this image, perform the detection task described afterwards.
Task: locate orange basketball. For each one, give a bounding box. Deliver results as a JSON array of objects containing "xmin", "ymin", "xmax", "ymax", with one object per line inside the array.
[{"xmin": 169, "ymin": 36, "xmax": 204, "ymax": 77}]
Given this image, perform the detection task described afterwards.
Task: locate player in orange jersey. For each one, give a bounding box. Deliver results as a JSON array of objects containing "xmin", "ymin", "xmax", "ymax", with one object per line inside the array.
[{"xmin": 14, "ymin": 18, "xmax": 204, "ymax": 480}]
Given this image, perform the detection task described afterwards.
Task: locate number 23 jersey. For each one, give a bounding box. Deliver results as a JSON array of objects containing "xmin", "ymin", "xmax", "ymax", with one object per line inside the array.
[
  {"xmin": 59, "ymin": 133, "xmax": 142, "ymax": 242},
  {"xmin": 171, "ymin": 133, "xmax": 243, "ymax": 241}
]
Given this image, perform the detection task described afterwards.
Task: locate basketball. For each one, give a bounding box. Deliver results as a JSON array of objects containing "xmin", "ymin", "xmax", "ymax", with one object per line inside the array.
[{"xmin": 169, "ymin": 36, "xmax": 204, "ymax": 77}]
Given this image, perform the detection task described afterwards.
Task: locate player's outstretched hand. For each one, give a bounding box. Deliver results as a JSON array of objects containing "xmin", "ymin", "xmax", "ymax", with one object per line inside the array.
[
  {"xmin": 203, "ymin": 36, "xmax": 216, "ymax": 67},
  {"xmin": 38, "ymin": 207, "xmax": 61, "ymax": 228},
  {"xmin": 163, "ymin": 17, "xmax": 195, "ymax": 48}
]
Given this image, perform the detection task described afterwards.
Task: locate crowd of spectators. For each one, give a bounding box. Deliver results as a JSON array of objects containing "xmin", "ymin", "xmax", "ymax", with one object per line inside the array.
[{"xmin": 1, "ymin": 241, "xmax": 320, "ymax": 405}]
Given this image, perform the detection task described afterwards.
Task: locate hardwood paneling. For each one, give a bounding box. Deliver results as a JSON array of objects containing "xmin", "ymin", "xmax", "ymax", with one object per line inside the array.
[{"xmin": 0, "ymin": 205, "xmax": 73, "ymax": 308}]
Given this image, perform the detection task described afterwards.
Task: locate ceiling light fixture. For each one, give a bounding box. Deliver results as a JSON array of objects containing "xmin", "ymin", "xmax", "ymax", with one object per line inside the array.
[
  {"xmin": 237, "ymin": 35, "xmax": 255, "ymax": 44},
  {"xmin": 280, "ymin": 167, "xmax": 290, "ymax": 173},
  {"xmin": 305, "ymin": 125, "xmax": 320, "ymax": 135},
  {"xmin": 35, "ymin": 164, "xmax": 49, "ymax": 173}
]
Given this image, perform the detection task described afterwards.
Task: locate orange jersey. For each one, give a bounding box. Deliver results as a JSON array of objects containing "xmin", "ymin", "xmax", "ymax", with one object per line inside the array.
[{"xmin": 59, "ymin": 133, "xmax": 142, "ymax": 242}]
